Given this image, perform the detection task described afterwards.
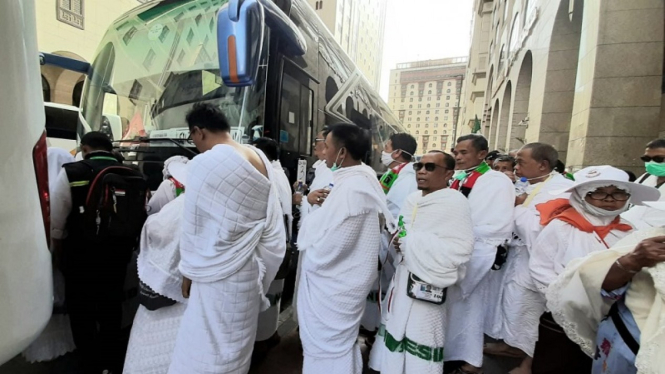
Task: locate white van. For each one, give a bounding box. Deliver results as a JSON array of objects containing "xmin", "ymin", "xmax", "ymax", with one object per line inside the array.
[{"xmin": 0, "ymin": 0, "xmax": 54, "ymax": 365}]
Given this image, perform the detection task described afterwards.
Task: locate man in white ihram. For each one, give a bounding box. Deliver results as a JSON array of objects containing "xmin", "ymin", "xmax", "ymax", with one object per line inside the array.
[
  {"xmin": 376, "ymin": 151, "xmax": 474, "ymax": 374},
  {"xmin": 167, "ymin": 103, "xmax": 285, "ymax": 374},
  {"xmin": 297, "ymin": 123, "xmax": 395, "ymax": 373}
]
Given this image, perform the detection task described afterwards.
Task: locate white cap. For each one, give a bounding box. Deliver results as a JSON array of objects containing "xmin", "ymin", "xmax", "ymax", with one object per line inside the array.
[
  {"xmin": 551, "ymin": 165, "xmax": 660, "ymax": 205},
  {"xmin": 168, "ymin": 162, "xmax": 188, "ymax": 186}
]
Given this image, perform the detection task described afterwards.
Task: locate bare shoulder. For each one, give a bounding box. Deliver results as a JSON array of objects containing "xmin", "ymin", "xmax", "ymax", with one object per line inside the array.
[{"xmin": 238, "ymin": 144, "xmax": 268, "ymax": 177}]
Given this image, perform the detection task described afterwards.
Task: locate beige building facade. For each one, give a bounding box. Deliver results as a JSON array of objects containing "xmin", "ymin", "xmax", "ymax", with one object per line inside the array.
[
  {"xmin": 387, "ymin": 58, "xmax": 467, "ymax": 154},
  {"xmin": 456, "ymin": 0, "xmax": 665, "ymax": 173},
  {"xmin": 38, "ymin": 0, "xmax": 145, "ymax": 106},
  {"xmin": 306, "ymin": 0, "xmax": 387, "ymax": 89}
]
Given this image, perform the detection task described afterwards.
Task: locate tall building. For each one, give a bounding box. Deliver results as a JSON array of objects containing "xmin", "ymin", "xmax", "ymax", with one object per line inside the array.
[
  {"xmin": 456, "ymin": 0, "xmax": 665, "ymax": 173},
  {"xmin": 307, "ymin": 0, "xmax": 387, "ymax": 89},
  {"xmin": 387, "ymin": 57, "xmax": 467, "ymax": 154},
  {"xmin": 37, "ymin": 0, "xmax": 145, "ymax": 106}
]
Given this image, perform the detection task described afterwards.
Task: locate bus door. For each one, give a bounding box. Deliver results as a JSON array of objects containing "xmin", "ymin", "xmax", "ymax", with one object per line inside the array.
[{"xmin": 278, "ymin": 61, "xmax": 316, "ymax": 180}]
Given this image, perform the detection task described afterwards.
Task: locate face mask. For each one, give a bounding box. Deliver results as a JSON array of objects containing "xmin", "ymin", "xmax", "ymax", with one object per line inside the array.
[
  {"xmin": 381, "ymin": 151, "xmax": 396, "ymax": 167},
  {"xmin": 646, "ymin": 161, "xmax": 665, "ymax": 177},
  {"xmin": 331, "ymin": 148, "xmax": 345, "ymax": 172},
  {"xmin": 453, "ymin": 170, "xmax": 467, "ymax": 181}
]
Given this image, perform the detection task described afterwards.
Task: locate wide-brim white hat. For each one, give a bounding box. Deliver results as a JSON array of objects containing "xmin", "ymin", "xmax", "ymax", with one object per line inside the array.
[{"xmin": 551, "ymin": 165, "xmax": 660, "ymax": 205}]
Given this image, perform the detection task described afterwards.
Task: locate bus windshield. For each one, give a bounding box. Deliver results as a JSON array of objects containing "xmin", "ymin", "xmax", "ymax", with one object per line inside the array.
[{"xmin": 81, "ymin": 0, "xmax": 268, "ymax": 143}]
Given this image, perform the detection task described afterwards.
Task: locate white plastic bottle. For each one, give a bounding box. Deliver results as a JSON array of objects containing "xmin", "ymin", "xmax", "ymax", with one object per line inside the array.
[{"xmin": 515, "ymin": 177, "xmax": 529, "ymax": 196}]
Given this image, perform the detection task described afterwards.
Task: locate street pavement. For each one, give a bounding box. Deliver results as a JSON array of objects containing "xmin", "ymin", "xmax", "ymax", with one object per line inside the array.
[{"xmin": 1, "ymin": 307, "xmax": 521, "ymax": 374}]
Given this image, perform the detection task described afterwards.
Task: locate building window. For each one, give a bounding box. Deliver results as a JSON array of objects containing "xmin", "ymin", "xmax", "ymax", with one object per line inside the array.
[
  {"xmin": 410, "ymin": 92, "xmax": 414, "ymax": 95},
  {"xmin": 444, "ymin": 130, "xmax": 448, "ymax": 134},
  {"xmin": 408, "ymin": 117, "xmax": 411, "ymax": 121},
  {"xmin": 435, "ymin": 117, "xmax": 438, "ymax": 121},
  {"xmin": 417, "ymin": 117, "xmax": 420, "ymax": 121},
  {"xmin": 427, "ymin": 104, "xmax": 431, "ymax": 108},
  {"xmin": 411, "ymin": 84, "xmax": 415, "ymax": 88},
  {"xmin": 425, "ymin": 130, "xmax": 429, "ymax": 135},
  {"xmin": 418, "ymin": 104, "xmax": 422, "ymax": 108},
  {"xmin": 437, "ymin": 96, "xmax": 441, "ymax": 101},
  {"xmin": 409, "ymin": 105, "xmax": 413, "ymax": 108},
  {"xmin": 432, "ymin": 143, "xmax": 436, "ymax": 148},
  {"xmin": 57, "ymin": 0, "xmax": 84, "ymax": 29},
  {"xmin": 448, "ymin": 82, "xmax": 452, "ymax": 86},
  {"xmin": 416, "ymin": 130, "xmax": 420, "ymax": 135},
  {"xmin": 429, "ymin": 83, "xmax": 432, "ymax": 87},
  {"xmin": 409, "ymin": 111, "xmax": 412, "ymax": 115},
  {"xmin": 419, "ymin": 98, "xmax": 422, "ymax": 102},
  {"xmin": 410, "ymin": 98, "xmax": 413, "ymax": 102},
  {"xmin": 445, "ymin": 110, "xmax": 449, "ymax": 114},
  {"xmin": 426, "ymin": 110, "xmax": 430, "ymax": 115},
  {"xmin": 425, "ymin": 123, "xmax": 429, "ymax": 128},
  {"xmin": 425, "ymin": 117, "xmax": 429, "ymax": 121},
  {"xmin": 436, "ymin": 103, "xmax": 440, "ymax": 108},
  {"xmin": 447, "ymin": 89, "xmax": 451, "ymax": 93},
  {"xmin": 401, "ymin": 98, "xmax": 404, "ymax": 102},
  {"xmin": 445, "ymin": 116, "xmax": 449, "ymax": 120},
  {"xmin": 435, "ymin": 110, "xmax": 439, "ymax": 114},
  {"xmin": 315, "ymin": 1, "xmax": 324, "ymax": 10},
  {"xmin": 434, "ymin": 130, "xmax": 438, "ymax": 135},
  {"xmin": 446, "ymin": 96, "xmax": 450, "ymax": 100},
  {"xmin": 446, "ymin": 103, "xmax": 450, "ymax": 107},
  {"xmin": 408, "ymin": 124, "xmax": 411, "ymax": 128},
  {"xmin": 428, "ymin": 90, "xmax": 432, "ymax": 94}
]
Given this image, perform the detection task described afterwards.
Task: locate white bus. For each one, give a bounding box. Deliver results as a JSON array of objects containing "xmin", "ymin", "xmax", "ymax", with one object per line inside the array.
[{"xmin": 0, "ymin": 0, "xmax": 54, "ymax": 365}]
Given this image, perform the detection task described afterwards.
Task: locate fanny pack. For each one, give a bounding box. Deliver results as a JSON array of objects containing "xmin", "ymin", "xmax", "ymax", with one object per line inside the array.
[{"xmin": 407, "ymin": 272, "xmax": 446, "ymax": 305}]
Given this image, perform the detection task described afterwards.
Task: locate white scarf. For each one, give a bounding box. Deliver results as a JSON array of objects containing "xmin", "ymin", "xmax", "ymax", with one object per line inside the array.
[
  {"xmin": 47, "ymin": 148, "xmax": 74, "ymax": 190},
  {"xmin": 402, "ymin": 188, "xmax": 474, "ymax": 288},
  {"xmin": 547, "ymin": 226, "xmax": 665, "ymax": 374},
  {"xmin": 178, "ymin": 144, "xmax": 286, "ymax": 309}
]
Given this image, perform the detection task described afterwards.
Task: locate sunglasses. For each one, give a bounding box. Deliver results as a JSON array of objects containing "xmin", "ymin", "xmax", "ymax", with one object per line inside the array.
[
  {"xmin": 640, "ymin": 155, "xmax": 665, "ymax": 163},
  {"xmin": 413, "ymin": 162, "xmax": 447, "ymax": 172}
]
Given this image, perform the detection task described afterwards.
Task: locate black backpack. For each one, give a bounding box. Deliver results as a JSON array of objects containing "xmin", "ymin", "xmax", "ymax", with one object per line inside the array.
[{"xmin": 80, "ymin": 162, "xmax": 149, "ymax": 243}]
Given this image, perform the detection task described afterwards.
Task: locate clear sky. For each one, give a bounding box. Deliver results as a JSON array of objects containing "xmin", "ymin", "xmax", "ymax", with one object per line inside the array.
[{"xmin": 379, "ymin": 0, "xmax": 474, "ymax": 100}]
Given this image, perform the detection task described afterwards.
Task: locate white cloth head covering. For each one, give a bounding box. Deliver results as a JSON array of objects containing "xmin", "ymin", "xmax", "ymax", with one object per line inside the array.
[
  {"xmin": 163, "ymin": 155, "xmax": 189, "ymax": 183},
  {"xmin": 47, "ymin": 148, "xmax": 75, "ymax": 190}
]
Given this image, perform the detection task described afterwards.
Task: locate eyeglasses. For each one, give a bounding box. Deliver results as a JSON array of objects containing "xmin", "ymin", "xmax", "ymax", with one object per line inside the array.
[
  {"xmin": 413, "ymin": 162, "xmax": 447, "ymax": 172},
  {"xmin": 640, "ymin": 155, "xmax": 665, "ymax": 163},
  {"xmin": 586, "ymin": 191, "xmax": 631, "ymax": 201}
]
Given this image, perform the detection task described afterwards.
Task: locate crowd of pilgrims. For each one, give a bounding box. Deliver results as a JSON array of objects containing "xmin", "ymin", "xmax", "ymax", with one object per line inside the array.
[{"xmin": 26, "ymin": 102, "xmax": 665, "ymax": 374}]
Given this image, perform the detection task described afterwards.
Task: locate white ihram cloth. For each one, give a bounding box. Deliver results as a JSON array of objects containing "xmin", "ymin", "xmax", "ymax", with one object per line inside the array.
[
  {"xmin": 297, "ymin": 164, "xmax": 395, "ymax": 374},
  {"xmin": 444, "ymin": 170, "xmax": 515, "ymax": 367},
  {"xmin": 530, "ymin": 217, "xmax": 632, "ymax": 299},
  {"xmin": 622, "ymin": 174, "xmax": 665, "ymax": 229},
  {"xmin": 168, "ymin": 144, "xmax": 286, "ymax": 374},
  {"xmin": 124, "ymin": 196, "xmax": 188, "ymax": 374},
  {"xmin": 496, "ymin": 174, "xmax": 573, "ymax": 355},
  {"xmin": 376, "ymin": 189, "xmax": 474, "ymax": 374},
  {"xmin": 255, "ymin": 160, "xmax": 292, "ymax": 342},
  {"xmin": 362, "ymin": 163, "xmax": 418, "ymax": 332},
  {"xmin": 547, "ymin": 226, "xmax": 665, "ymax": 374},
  {"xmin": 294, "ymin": 160, "xmax": 333, "ymax": 323},
  {"xmin": 22, "ymin": 148, "xmax": 77, "ymax": 363}
]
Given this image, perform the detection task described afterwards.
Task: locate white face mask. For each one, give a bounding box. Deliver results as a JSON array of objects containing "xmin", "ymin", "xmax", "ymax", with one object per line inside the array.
[{"xmin": 381, "ymin": 151, "xmax": 396, "ymax": 167}]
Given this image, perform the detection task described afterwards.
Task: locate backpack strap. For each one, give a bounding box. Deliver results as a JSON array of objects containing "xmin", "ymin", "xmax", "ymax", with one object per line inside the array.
[
  {"xmin": 608, "ymin": 301, "xmax": 640, "ymax": 355},
  {"xmin": 638, "ymin": 173, "xmax": 652, "ymax": 184}
]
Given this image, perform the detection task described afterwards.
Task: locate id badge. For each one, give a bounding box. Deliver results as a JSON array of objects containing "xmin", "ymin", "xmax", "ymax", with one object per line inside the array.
[{"xmin": 407, "ymin": 273, "xmax": 446, "ymax": 305}]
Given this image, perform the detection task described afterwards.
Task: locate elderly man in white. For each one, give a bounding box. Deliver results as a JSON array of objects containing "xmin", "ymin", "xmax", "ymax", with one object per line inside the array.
[
  {"xmin": 297, "ymin": 123, "xmax": 395, "ymax": 374},
  {"xmin": 375, "ymin": 151, "xmax": 474, "ymax": 374}
]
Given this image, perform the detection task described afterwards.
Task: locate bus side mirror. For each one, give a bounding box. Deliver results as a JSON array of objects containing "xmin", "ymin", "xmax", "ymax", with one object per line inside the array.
[{"xmin": 217, "ymin": 0, "xmax": 265, "ymax": 87}]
